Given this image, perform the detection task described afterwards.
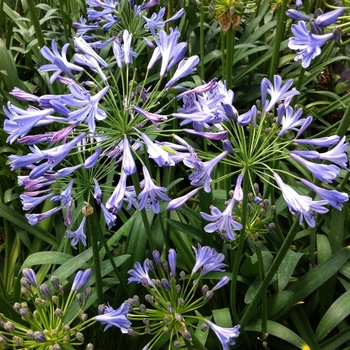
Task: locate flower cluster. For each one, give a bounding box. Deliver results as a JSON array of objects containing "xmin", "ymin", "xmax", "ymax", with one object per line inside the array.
[
  {"xmin": 168, "ymin": 75, "xmax": 348, "ymax": 228},
  {"xmin": 4, "ymin": 0, "xmax": 199, "ymax": 247},
  {"xmin": 95, "ymin": 246, "xmax": 240, "ymax": 349},
  {"xmin": 286, "ymin": 4, "xmax": 344, "ymax": 68},
  {"xmin": 0, "ymin": 268, "xmax": 95, "ymax": 349}
]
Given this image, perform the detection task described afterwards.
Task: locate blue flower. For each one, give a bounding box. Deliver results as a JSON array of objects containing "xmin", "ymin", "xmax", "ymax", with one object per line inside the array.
[
  {"xmin": 301, "ymin": 178, "xmax": 348, "ymax": 210},
  {"xmin": 165, "ymin": 56, "xmax": 199, "ymax": 88},
  {"xmin": 260, "ymin": 75, "xmax": 299, "ymax": 112},
  {"xmin": 106, "ymin": 172, "xmax": 127, "ymax": 214},
  {"xmin": 201, "ymin": 195, "xmax": 242, "ymax": 240},
  {"xmin": 273, "ymin": 173, "xmax": 329, "ymax": 227},
  {"xmin": 288, "ymin": 21, "xmax": 333, "ymax": 68},
  {"xmin": 277, "ymin": 106, "xmax": 312, "ymax": 137},
  {"xmin": 315, "ymin": 8, "xmax": 345, "ymax": 28},
  {"xmin": 128, "ymin": 260, "xmax": 154, "ymax": 286},
  {"xmin": 71, "ymin": 268, "xmax": 93, "ymax": 291},
  {"xmin": 184, "ymin": 150, "xmax": 228, "ymax": 193},
  {"xmin": 26, "ymin": 207, "xmax": 62, "ymax": 226},
  {"xmin": 73, "ymin": 37, "xmax": 108, "ymax": 68},
  {"xmin": 191, "ymin": 244, "xmax": 227, "ymax": 275},
  {"xmin": 212, "ymin": 276, "xmax": 230, "ymax": 291},
  {"xmin": 95, "ymin": 302, "xmax": 131, "ymax": 333},
  {"xmin": 290, "ymin": 153, "xmax": 339, "ymax": 183},
  {"xmin": 206, "ymin": 320, "xmax": 240, "ymax": 350},
  {"xmin": 141, "ymin": 133, "xmax": 174, "ymax": 167},
  {"xmin": 65, "ymin": 216, "xmax": 87, "ymax": 247},
  {"xmin": 22, "ymin": 268, "xmax": 38, "ymax": 287},
  {"xmin": 295, "ymin": 135, "xmax": 340, "ymax": 147},
  {"xmin": 168, "ymin": 249, "xmax": 176, "ymax": 278},
  {"xmin": 138, "ymin": 166, "xmax": 170, "ymax": 214},
  {"xmin": 122, "ymin": 136, "xmax": 137, "ymax": 175},
  {"xmin": 20, "ymin": 192, "xmax": 54, "ymax": 211},
  {"xmin": 38, "ymin": 41, "xmax": 84, "ymax": 83},
  {"xmin": 167, "ymin": 188, "xmax": 200, "ymax": 210}
]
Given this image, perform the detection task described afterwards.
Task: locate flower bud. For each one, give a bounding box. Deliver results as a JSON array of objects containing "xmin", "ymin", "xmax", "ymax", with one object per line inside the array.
[
  {"xmin": 86, "ymin": 344, "xmax": 94, "ymax": 350},
  {"xmin": 52, "ymin": 296, "xmax": 59, "ymax": 304},
  {"xmin": 152, "ymin": 250, "xmax": 161, "ymax": 265},
  {"xmin": 71, "ymin": 268, "xmax": 93, "ymax": 292},
  {"xmin": 54, "ymin": 308, "xmax": 63, "ymax": 318},
  {"xmin": 202, "ymin": 285, "xmax": 209, "ymax": 295},
  {"xmin": 26, "ymin": 329, "xmax": 34, "ymax": 338},
  {"xmin": 143, "ymin": 318, "xmax": 149, "ymax": 325},
  {"xmin": 20, "ymin": 308, "xmax": 30, "ymax": 318},
  {"xmin": 174, "ymin": 340, "xmax": 181, "ymax": 348},
  {"xmin": 269, "ymin": 223, "xmax": 276, "ymax": 231},
  {"xmin": 50, "ymin": 345, "xmax": 61, "ymax": 350},
  {"xmin": 139, "ymin": 304, "xmax": 147, "ymax": 313},
  {"xmin": 145, "ymin": 259, "xmax": 154, "ymax": 272},
  {"xmin": 161, "ymin": 278, "xmax": 171, "ymax": 291},
  {"xmin": 63, "ymin": 324, "xmax": 70, "ymax": 333},
  {"xmin": 13, "ymin": 303, "xmax": 21, "ymax": 313},
  {"xmin": 204, "ymin": 290, "xmax": 214, "ymax": 301},
  {"xmin": 39, "ymin": 284, "xmax": 52, "ymax": 299},
  {"xmin": 161, "ymin": 260, "xmax": 169, "ymax": 271},
  {"xmin": 98, "ymin": 304, "xmax": 105, "ymax": 315},
  {"xmin": 20, "ymin": 277, "xmax": 31, "ymax": 289},
  {"xmin": 200, "ymin": 324, "xmax": 208, "ymax": 332},
  {"xmin": 76, "ymin": 332, "xmax": 84, "ymax": 342},
  {"xmin": 22, "ymin": 268, "xmax": 38, "ymax": 287},
  {"xmin": 175, "ymin": 284, "xmax": 181, "ymax": 293},
  {"xmin": 50, "ymin": 276, "xmax": 60, "ymax": 289},
  {"xmin": 76, "ymin": 293, "xmax": 84, "ymax": 306},
  {"xmin": 33, "ymin": 331, "xmax": 46, "ymax": 342},
  {"xmin": 3, "ymin": 322, "xmax": 14, "ymax": 333},
  {"xmin": 184, "ymin": 331, "xmax": 192, "ymax": 340},
  {"xmin": 333, "ymin": 27, "xmax": 342, "ymax": 43},
  {"xmin": 13, "ymin": 336, "xmax": 24, "ymax": 346},
  {"xmin": 0, "ymin": 334, "xmax": 6, "ymax": 345},
  {"xmin": 85, "ymin": 287, "xmax": 92, "ymax": 300}
]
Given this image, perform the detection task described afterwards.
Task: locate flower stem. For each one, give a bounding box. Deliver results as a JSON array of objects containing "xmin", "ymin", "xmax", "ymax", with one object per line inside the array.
[
  {"xmin": 225, "ymin": 29, "xmax": 235, "ymax": 89},
  {"xmin": 268, "ymin": 0, "xmax": 288, "ymax": 80},
  {"xmin": 200, "ymin": 7, "xmax": 205, "ymax": 81},
  {"xmin": 86, "ymin": 205, "xmax": 103, "ymax": 305},
  {"xmin": 239, "ymin": 216, "xmax": 300, "ymax": 329},
  {"xmin": 230, "ymin": 173, "xmax": 249, "ymax": 323}
]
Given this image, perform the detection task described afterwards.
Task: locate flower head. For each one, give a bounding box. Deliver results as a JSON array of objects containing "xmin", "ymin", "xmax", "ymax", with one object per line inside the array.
[
  {"xmin": 95, "ymin": 303, "xmax": 131, "ymax": 333},
  {"xmin": 65, "ymin": 216, "xmax": 87, "ymax": 247},
  {"xmin": 206, "ymin": 320, "xmax": 240, "ymax": 350}
]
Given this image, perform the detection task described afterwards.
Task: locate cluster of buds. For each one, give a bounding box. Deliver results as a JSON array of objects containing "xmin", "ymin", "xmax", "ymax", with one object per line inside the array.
[
  {"xmin": 0, "ymin": 268, "xmax": 95, "ymax": 349},
  {"xmin": 95, "ymin": 246, "xmax": 240, "ymax": 349}
]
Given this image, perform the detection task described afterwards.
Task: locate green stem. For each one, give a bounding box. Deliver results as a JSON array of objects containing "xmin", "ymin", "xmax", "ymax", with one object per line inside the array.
[
  {"xmin": 225, "ymin": 29, "xmax": 235, "ymax": 89},
  {"xmin": 221, "ymin": 31, "xmax": 226, "ymax": 81},
  {"xmin": 239, "ymin": 217, "xmax": 300, "ymax": 329},
  {"xmin": 230, "ymin": 174, "xmax": 250, "ymax": 323},
  {"xmin": 255, "ymin": 241, "xmax": 267, "ymax": 340},
  {"xmin": 86, "ymin": 207, "xmax": 103, "ymax": 305},
  {"xmin": 26, "ymin": 0, "xmax": 45, "ymax": 49},
  {"xmin": 200, "ymin": 8, "xmax": 205, "ymax": 81},
  {"xmin": 336, "ymin": 102, "xmax": 350, "ymax": 138},
  {"xmin": 268, "ymin": 0, "xmax": 288, "ymax": 80}
]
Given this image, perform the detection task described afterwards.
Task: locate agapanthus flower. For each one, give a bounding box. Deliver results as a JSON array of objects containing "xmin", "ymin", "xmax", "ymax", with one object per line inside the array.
[
  {"xmin": 274, "ymin": 173, "xmax": 329, "ymax": 227},
  {"xmin": 65, "ymin": 216, "xmax": 87, "ymax": 247},
  {"xmin": 138, "ymin": 166, "xmax": 170, "ymax": 213},
  {"xmin": 71, "ymin": 268, "xmax": 93, "ymax": 291},
  {"xmin": 94, "ymin": 303, "xmax": 131, "ymax": 333},
  {"xmin": 206, "ymin": 321, "xmax": 240, "ymax": 350},
  {"xmin": 96, "ymin": 247, "xmax": 234, "ymax": 349},
  {"xmin": 201, "ymin": 192, "xmax": 242, "ymax": 240},
  {"xmin": 288, "ymin": 21, "xmax": 334, "ymax": 68}
]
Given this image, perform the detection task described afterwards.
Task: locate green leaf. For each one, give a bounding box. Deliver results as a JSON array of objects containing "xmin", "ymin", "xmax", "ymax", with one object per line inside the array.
[
  {"xmin": 316, "ymin": 288, "xmax": 350, "ymax": 341},
  {"xmin": 246, "ymin": 319, "xmax": 310, "ymax": 349},
  {"xmin": 167, "ymin": 218, "xmax": 202, "ymax": 241},
  {"xmin": 212, "ymin": 308, "xmax": 233, "ymax": 328},
  {"xmin": 278, "ymin": 249, "xmax": 304, "ymax": 291},
  {"xmin": 22, "ymin": 252, "xmax": 73, "ymax": 268}
]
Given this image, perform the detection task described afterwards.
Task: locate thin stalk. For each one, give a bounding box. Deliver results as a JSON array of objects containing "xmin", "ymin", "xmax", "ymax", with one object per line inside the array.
[
  {"xmin": 221, "ymin": 31, "xmax": 226, "ymax": 81},
  {"xmin": 200, "ymin": 8, "xmax": 205, "ymax": 80},
  {"xmin": 230, "ymin": 173, "xmax": 250, "ymax": 323},
  {"xmin": 0, "ymin": 183, "xmax": 10, "ymax": 293},
  {"xmin": 199, "ymin": 189, "xmax": 213, "ymax": 247},
  {"xmin": 225, "ymin": 29, "xmax": 235, "ymax": 89},
  {"xmin": 268, "ymin": 0, "xmax": 288, "ymax": 80},
  {"xmin": 26, "ymin": 0, "xmax": 46, "ymax": 49},
  {"xmin": 86, "ymin": 205, "xmax": 103, "ymax": 305},
  {"xmin": 239, "ymin": 217, "xmax": 300, "ymax": 328},
  {"xmin": 255, "ymin": 242, "xmax": 267, "ymax": 340}
]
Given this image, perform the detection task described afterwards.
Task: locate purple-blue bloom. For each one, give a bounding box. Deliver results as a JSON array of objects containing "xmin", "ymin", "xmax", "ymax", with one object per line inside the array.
[
  {"xmin": 141, "ymin": 133, "xmax": 174, "ymax": 167},
  {"xmin": 184, "ymin": 150, "xmax": 228, "ymax": 193},
  {"xmin": 301, "ymin": 178, "xmax": 348, "ymax": 210},
  {"xmin": 206, "ymin": 320, "xmax": 240, "ymax": 350},
  {"xmin": 201, "ymin": 194, "xmax": 242, "ymax": 240},
  {"xmin": 315, "ymin": 8, "xmax": 345, "ymax": 27},
  {"xmin": 22, "ymin": 268, "xmax": 38, "ymax": 287},
  {"xmin": 167, "ymin": 188, "xmax": 200, "ymax": 210},
  {"xmin": 138, "ymin": 165, "xmax": 170, "ymax": 213},
  {"xmin": 20, "ymin": 192, "xmax": 54, "ymax": 211},
  {"xmin": 191, "ymin": 244, "xmax": 227, "ymax": 275},
  {"xmin": 165, "ymin": 56, "xmax": 199, "ymax": 88},
  {"xmin": 65, "ymin": 216, "xmax": 87, "ymax": 247},
  {"xmin": 106, "ymin": 172, "xmax": 127, "ymax": 214},
  {"xmin": 290, "ymin": 152, "xmax": 340, "ymax": 183},
  {"xmin": 71, "ymin": 268, "xmax": 93, "ymax": 291},
  {"xmin": 100, "ymin": 203, "xmax": 117, "ymax": 229},
  {"xmin": 168, "ymin": 249, "xmax": 177, "ymax": 278},
  {"xmin": 95, "ymin": 302, "xmax": 131, "ymax": 333},
  {"xmin": 212, "ymin": 276, "xmax": 230, "ymax": 291},
  {"xmin": 277, "ymin": 106, "xmax": 312, "ymax": 137},
  {"xmin": 128, "ymin": 260, "xmax": 154, "ymax": 286},
  {"xmin": 26, "ymin": 206, "xmax": 62, "ymax": 225},
  {"xmin": 122, "ymin": 136, "xmax": 137, "ymax": 175},
  {"xmin": 73, "ymin": 37, "xmax": 109, "ymax": 68},
  {"xmin": 288, "ymin": 21, "xmax": 334, "ymax": 68},
  {"xmin": 295, "ymin": 135, "xmax": 340, "ymax": 147},
  {"xmin": 261, "ymin": 75, "xmax": 299, "ymax": 112},
  {"xmin": 274, "ymin": 172, "xmax": 329, "ymax": 227},
  {"xmin": 39, "ymin": 41, "xmax": 84, "ymax": 83},
  {"xmin": 317, "ymin": 136, "xmax": 348, "ymax": 169}
]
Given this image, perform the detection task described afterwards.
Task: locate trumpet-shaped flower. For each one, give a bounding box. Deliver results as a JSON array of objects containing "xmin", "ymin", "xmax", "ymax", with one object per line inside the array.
[
  {"xmin": 167, "ymin": 188, "xmax": 200, "ymax": 210},
  {"xmin": 274, "ymin": 173, "xmax": 329, "ymax": 227},
  {"xmin": 201, "ymin": 195, "xmax": 242, "ymax": 240},
  {"xmin": 20, "ymin": 192, "xmax": 54, "ymax": 211},
  {"xmin": 122, "ymin": 136, "xmax": 137, "ymax": 175},
  {"xmin": 301, "ymin": 178, "xmax": 348, "ymax": 210},
  {"xmin": 290, "ymin": 153, "xmax": 340, "ymax": 183},
  {"xmin": 39, "ymin": 41, "xmax": 84, "ymax": 83},
  {"xmin": 184, "ymin": 150, "xmax": 228, "ymax": 193},
  {"xmin": 71, "ymin": 268, "xmax": 93, "ymax": 291},
  {"xmin": 128, "ymin": 260, "xmax": 154, "ymax": 286},
  {"xmin": 141, "ymin": 133, "xmax": 174, "ymax": 167},
  {"xmin": 95, "ymin": 302, "xmax": 131, "ymax": 333},
  {"xmin": 191, "ymin": 244, "xmax": 227, "ymax": 275},
  {"xmin": 261, "ymin": 75, "xmax": 299, "ymax": 112},
  {"xmin": 106, "ymin": 172, "xmax": 128, "ymax": 214},
  {"xmin": 317, "ymin": 136, "xmax": 348, "ymax": 169},
  {"xmin": 26, "ymin": 206, "xmax": 62, "ymax": 226},
  {"xmin": 206, "ymin": 320, "xmax": 240, "ymax": 350},
  {"xmin": 288, "ymin": 21, "xmax": 334, "ymax": 68},
  {"xmin": 65, "ymin": 216, "xmax": 87, "ymax": 247},
  {"xmin": 165, "ymin": 56, "xmax": 199, "ymax": 88},
  {"xmin": 138, "ymin": 166, "xmax": 170, "ymax": 213},
  {"xmin": 278, "ymin": 106, "xmax": 312, "ymax": 137}
]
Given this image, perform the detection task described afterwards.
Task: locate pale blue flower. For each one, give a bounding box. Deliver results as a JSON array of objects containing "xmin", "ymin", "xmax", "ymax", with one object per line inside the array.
[
  {"xmin": 288, "ymin": 21, "xmax": 333, "ymax": 68},
  {"xmin": 138, "ymin": 165, "xmax": 170, "ymax": 213},
  {"xmin": 73, "ymin": 37, "xmax": 109, "ymax": 68},
  {"xmin": 106, "ymin": 172, "xmax": 127, "ymax": 214},
  {"xmin": 84, "ymin": 148, "xmax": 103, "ymax": 168},
  {"xmin": 133, "ymin": 106, "xmax": 168, "ymax": 128},
  {"xmin": 315, "ymin": 8, "xmax": 345, "ymax": 27},
  {"xmin": 317, "ymin": 136, "xmax": 348, "ymax": 169},
  {"xmin": 71, "ymin": 268, "xmax": 93, "ymax": 291},
  {"xmin": 237, "ymin": 105, "xmax": 257, "ymax": 126},
  {"xmin": 191, "ymin": 244, "xmax": 227, "ymax": 275},
  {"xmin": 206, "ymin": 320, "xmax": 240, "ymax": 350},
  {"xmin": 141, "ymin": 133, "xmax": 174, "ymax": 167},
  {"xmin": 20, "ymin": 192, "xmax": 54, "ymax": 211},
  {"xmin": 73, "ymin": 16, "xmax": 99, "ymax": 35},
  {"xmin": 122, "ymin": 136, "xmax": 137, "ymax": 175},
  {"xmin": 290, "ymin": 153, "xmax": 339, "ymax": 183},
  {"xmin": 184, "ymin": 129, "xmax": 228, "ymax": 140},
  {"xmin": 95, "ymin": 302, "xmax": 131, "ymax": 333},
  {"xmin": 260, "ymin": 75, "xmax": 299, "ymax": 112},
  {"xmin": 301, "ymin": 178, "xmax": 348, "ymax": 210},
  {"xmin": 295, "ymin": 135, "xmax": 340, "ymax": 147},
  {"xmin": 26, "ymin": 207, "xmax": 62, "ymax": 225},
  {"xmin": 128, "ymin": 260, "xmax": 154, "ymax": 286},
  {"xmin": 201, "ymin": 194, "xmax": 242, "ymax": 240},
  {"xmin": 168, "ymin": 249, "xmax": 177, "ymax": 278},
  {"xmin": 39, "ymin": 41, "xmax": 84, "ymax": 83},
  {"xmin": 167, "ymin": 188, "xmax": 200, "ymax": 210},
  {"xmin": 212, "ymin": 276, "xmax": 230, "ymax": 291},
  {"xmin": 65, "ymin": 216, "xmax": 87, "ymax": 247},
  {"xmin": 277, "ymin": 106, "xmax": 312, "ymax": 137},
  {"xmin": 184, "ymin": 150, "xmax": 228, "ymax": 193},
  {"xmin": 165, "ymin": 56, "xmax": 199, "ymax": 88},
  {"xmin": 22, "ymin": 268, "xmax": 38, "ymax": 287},
  {"xmin": 273, "ymin": 173, "xmax": 329, "ymax": 227},
  {"xmin": 100, "ymin": 203, "xmax": 117, "ymax": 229}
]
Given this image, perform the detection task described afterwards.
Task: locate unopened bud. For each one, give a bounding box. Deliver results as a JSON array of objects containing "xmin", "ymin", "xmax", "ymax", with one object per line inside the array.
[
  {"xmin": 3, "ymin": 322, "xmax": 14, "ymax": 333},
  {"xmin": 50, "ymin": 276, "xmax": 60, "ymax": 289},
  {"xmin": 13, "ymin": 336, "xmax": 24, "ymax": 346},
  {"xmin": 33, "ymin": 331, "xmax": 46, "ymax": 342},
  {"xmin": 39, "ymin": 284, "xmax": 52, "ymax": 299},
  {"xmin": 63, "ymin": 324, "xmax": 70, "ymax": 333},
  {"xmin": 333, "ymin": 27, "xmax": 342, "ymax": 43},
  {"xmin": 76, "ymin": 332, "xmax": 84, "ymax": 342}
]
